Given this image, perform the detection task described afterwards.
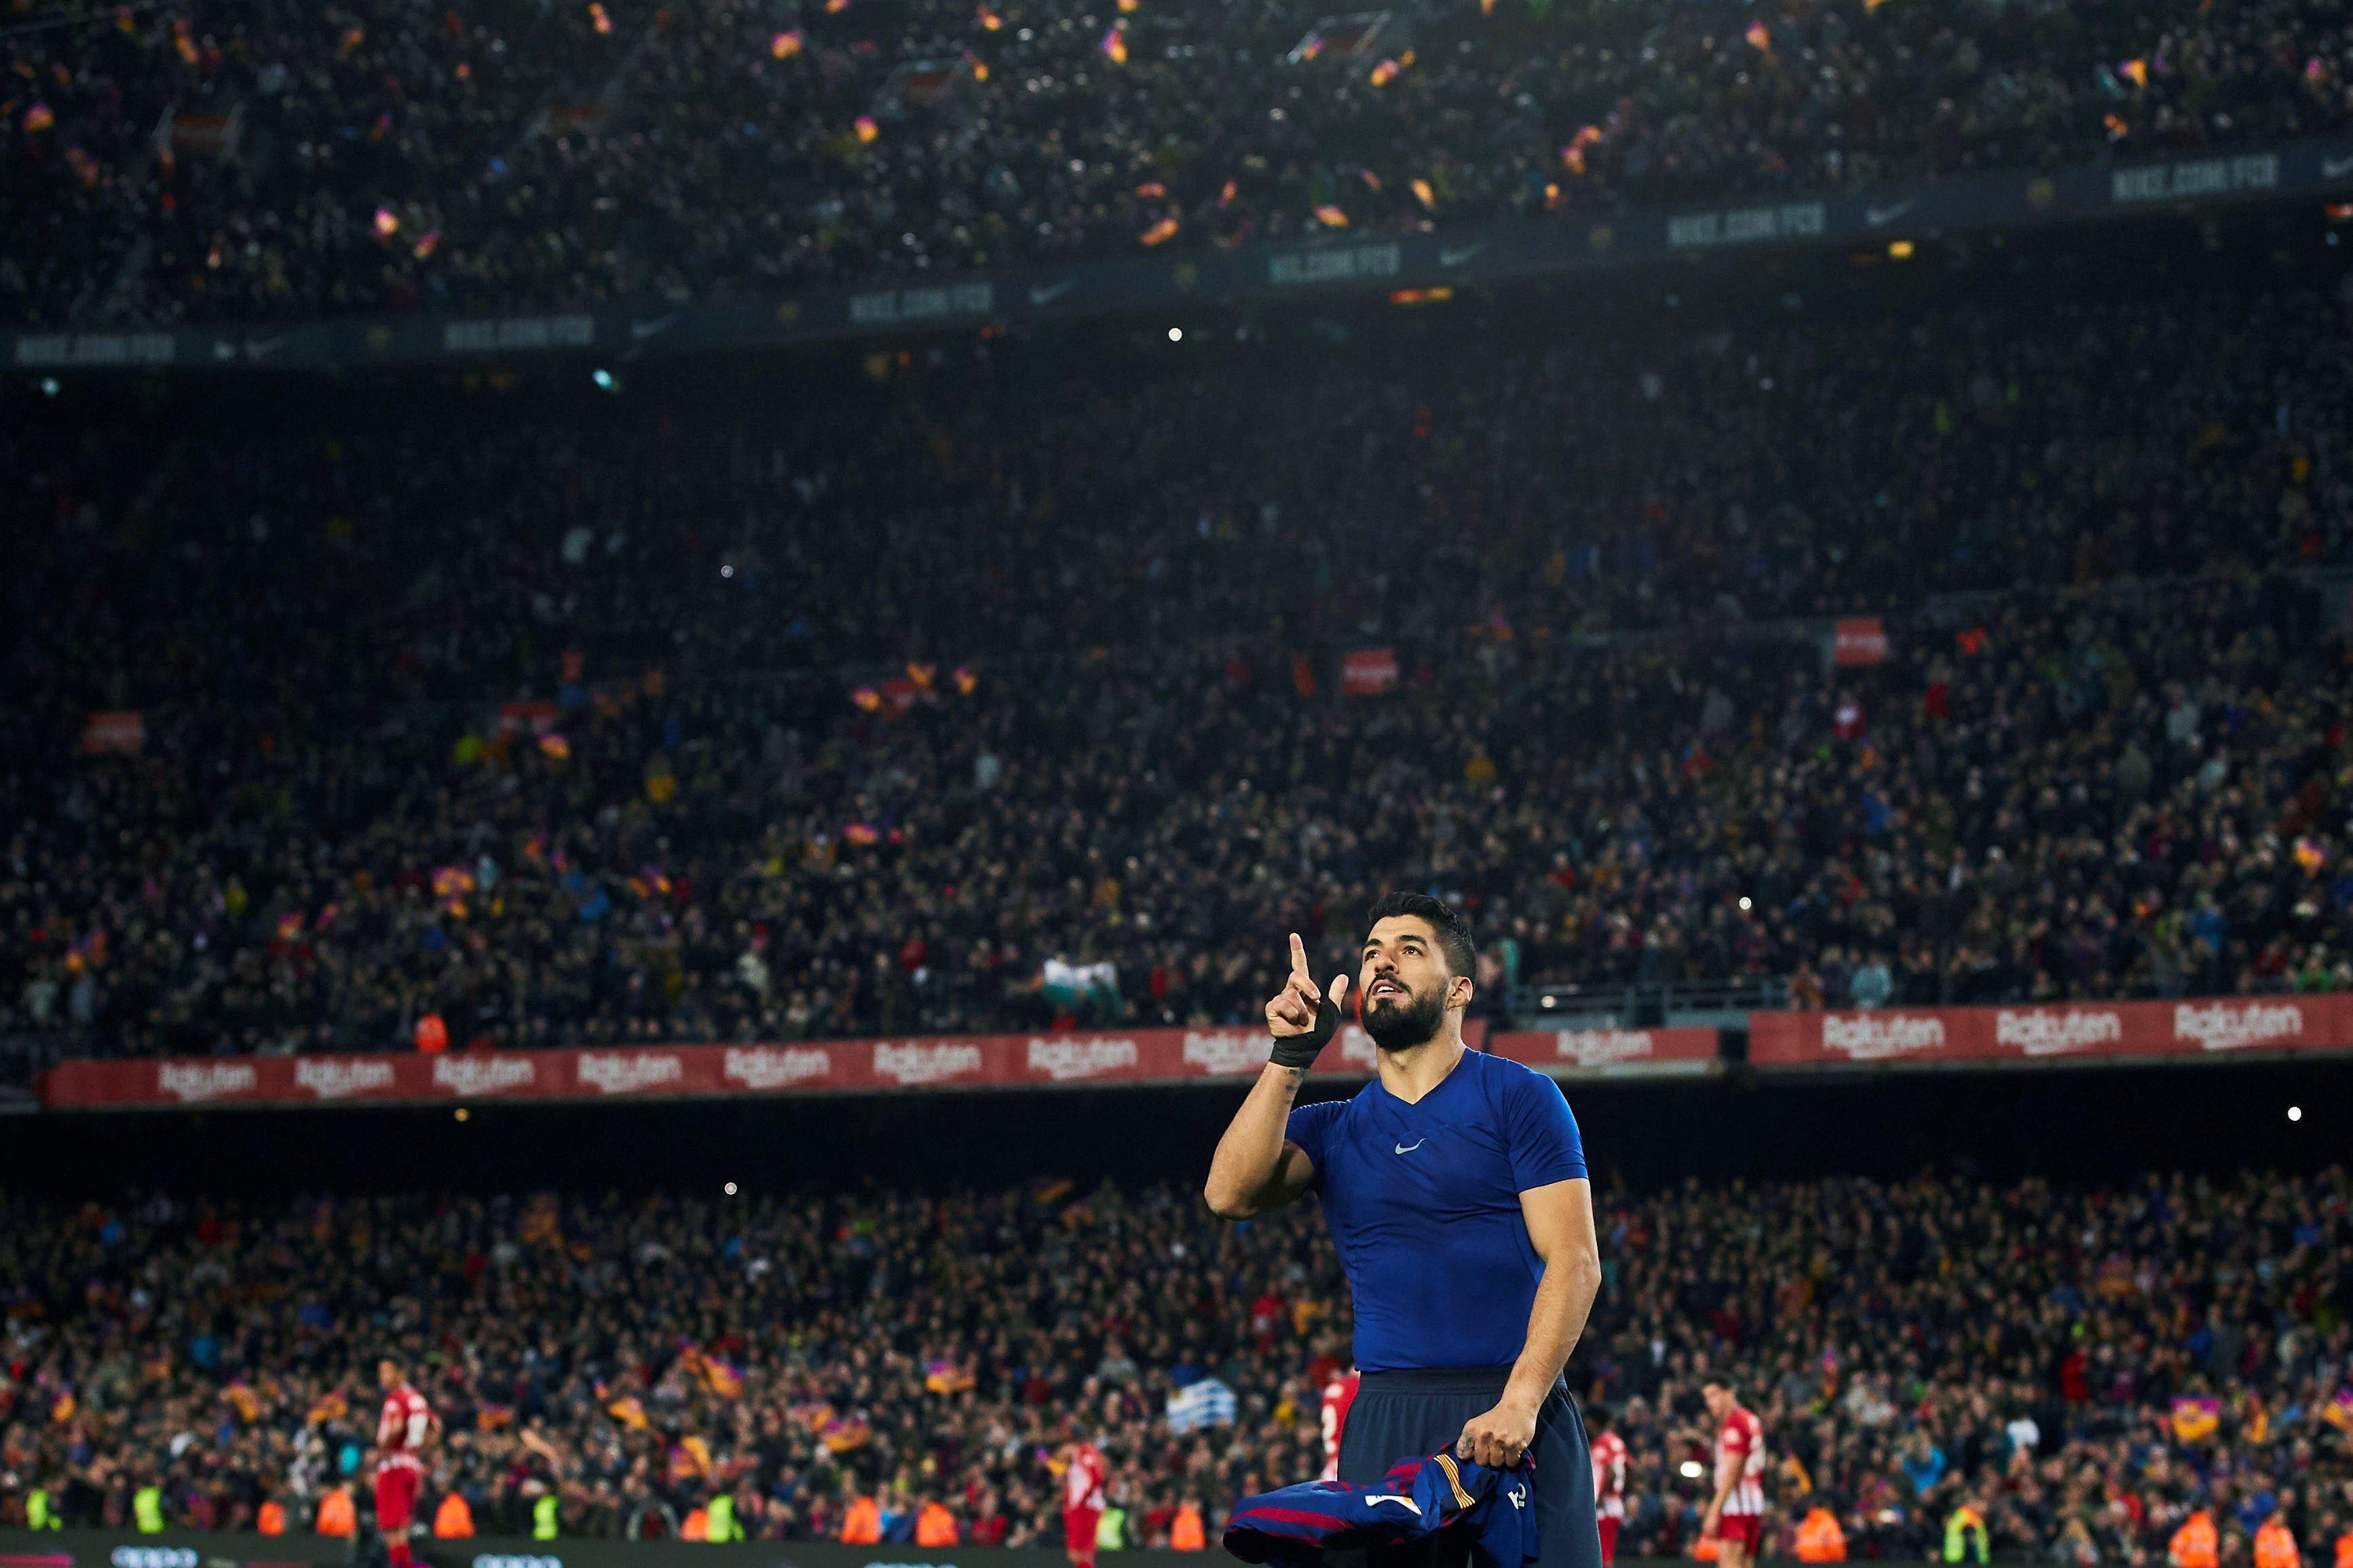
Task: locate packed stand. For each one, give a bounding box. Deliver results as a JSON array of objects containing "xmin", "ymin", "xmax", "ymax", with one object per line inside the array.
[
  {"xmin": 0, "ymin": 0, "xmax": 645, "ymax": 324},
  {"xmin": 6, "ymin": 281, "xmax": 2353, "ymax": 1060},
  {"xmin": 7, "ymin": 0, "xmax": 2353, "ymax": 320},
  {"xmin": 2, "ymin": 1166, "xmax": 2352, "ymax": 1559}
]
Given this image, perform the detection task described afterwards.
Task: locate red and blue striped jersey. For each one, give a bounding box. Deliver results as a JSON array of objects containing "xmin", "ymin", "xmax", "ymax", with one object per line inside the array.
[{"xmin": 1224, "ymin": 1449, "xmax": 1537, "ymax": 1568}]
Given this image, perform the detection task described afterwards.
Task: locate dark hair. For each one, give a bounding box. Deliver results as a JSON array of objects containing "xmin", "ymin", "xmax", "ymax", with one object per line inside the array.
[{"xmin": 1362, "ymin": 892, "xmax": 1477, "ymax": 982}]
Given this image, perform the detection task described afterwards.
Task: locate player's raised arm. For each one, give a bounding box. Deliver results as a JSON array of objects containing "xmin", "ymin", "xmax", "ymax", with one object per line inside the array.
[{"xmin": 1203, "ymin": 934, "xmax": 1350, "ymax": 1219}]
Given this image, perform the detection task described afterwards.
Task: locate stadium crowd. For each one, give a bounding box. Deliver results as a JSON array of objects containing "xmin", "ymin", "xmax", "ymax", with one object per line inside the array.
[
  {"xmin": 1, "ymin": 1166, "xmax": 2350, "ymax": 1558},
  {"xmin": 7, "ymin": 279, "xmax": 2353, "ymax": 1060},
  {"xmin": 6, "ymin": 0, "xmax": 2353, "ymax": 320}
]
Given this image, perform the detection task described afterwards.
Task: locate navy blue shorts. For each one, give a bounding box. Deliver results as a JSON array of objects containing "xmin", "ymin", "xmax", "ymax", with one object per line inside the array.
[{"xmin": 1336, "ymin": 1367, "xmax": 1600, "ymax": 1568}]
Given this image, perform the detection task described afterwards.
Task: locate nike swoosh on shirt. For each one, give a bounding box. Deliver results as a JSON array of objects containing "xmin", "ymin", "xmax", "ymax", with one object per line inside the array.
[{"xmin": 1393, "ymin": 1139, "xmax": 1426, "ymax": 1153}]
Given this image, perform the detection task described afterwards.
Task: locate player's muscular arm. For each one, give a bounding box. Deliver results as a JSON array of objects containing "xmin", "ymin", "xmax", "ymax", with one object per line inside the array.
[
  {"xmin": 1458, "ymin": 1178, "xmax": 1602, "ymax": 1468},
  {"xmin": 1203, "ymin": 1061, "xmax": 1317, "ymax": 1219},
  {"xmin": 1205, "ymin": 934, "xmax": 1348, "ymax": 1219}
]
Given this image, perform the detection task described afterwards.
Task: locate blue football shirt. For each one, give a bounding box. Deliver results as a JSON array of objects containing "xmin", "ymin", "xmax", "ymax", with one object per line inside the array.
[{"xmin": 1285, "ymin": 1047, "xmax": 1587, "ymax": 1371}]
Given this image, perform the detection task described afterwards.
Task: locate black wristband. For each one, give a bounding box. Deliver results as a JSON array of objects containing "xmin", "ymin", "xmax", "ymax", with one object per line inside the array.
[{"xmin": 1268, "ymin": 993, "xmax": 1342, "ymax": 1069}]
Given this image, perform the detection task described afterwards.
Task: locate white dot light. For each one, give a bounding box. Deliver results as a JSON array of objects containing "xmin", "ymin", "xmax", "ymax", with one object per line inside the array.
[
  {"xmin": 1679, "ymin": 1461, "xmax": 1704, "ymax": 1480},
  {"xmin": 1738, "ymin": 896, "xmax": 1752, "ymax": 911},
  {"xmin": 1168, "ymin": 327, "xmax": 1182, "ymax": 341},
  {"xmin": 724, "ymin": 1181, "xmax": 739, "ymax": 1195},
  {"xmin": 2289, "ymin": 1106, "xmax": 2303, "ymax": 1122}
]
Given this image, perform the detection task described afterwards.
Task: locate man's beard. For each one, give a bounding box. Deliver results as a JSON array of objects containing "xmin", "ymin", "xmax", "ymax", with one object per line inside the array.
[{"xmin": 1363, "ymin": 982, "xmax": 1446, "ymax": 1050}]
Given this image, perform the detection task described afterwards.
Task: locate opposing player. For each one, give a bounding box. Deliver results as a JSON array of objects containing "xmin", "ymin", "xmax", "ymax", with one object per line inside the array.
[
  {"xmin": 1319, "ymin": 1365, "xmax": 1360, "ymax": 1481},
  {"xmin": 1059, "ymin": 1432, "xmax": 1108, "ymax": 1568},
  {"xmin": 372, "ymin": 1355, "xmax": 437, "ymax": 1568},
  {"xmin": 1701, "ymin": 1379, "xmax": 1765, "ymax": 1568},
  {"xmin": 1589, "ymin": 1403, "xmax": 1626, "ymax": 1567}
]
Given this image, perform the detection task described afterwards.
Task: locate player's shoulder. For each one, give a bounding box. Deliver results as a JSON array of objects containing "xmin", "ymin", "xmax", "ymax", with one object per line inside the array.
[
  {"xmin": 1289, "ymin": 1090, "xmax": 1359, "ymax": 1136},
  {"xmin": 1313, "ymin": 1079, "xmax": 1387, "ymax": 1126},
  {"xmin": 1467, "ymin": 1045, "xmax": 1546, "ymax": 1084},
  {"xmin": 1466, "ymin": 1044, "xmax": 1567, "ymax": 1105}
]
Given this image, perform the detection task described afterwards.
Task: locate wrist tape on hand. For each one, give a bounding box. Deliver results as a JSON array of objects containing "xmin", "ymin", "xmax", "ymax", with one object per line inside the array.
[{"xmin": 1269, "ymin": 992, "xmax": 1342, "ymax": 1069}]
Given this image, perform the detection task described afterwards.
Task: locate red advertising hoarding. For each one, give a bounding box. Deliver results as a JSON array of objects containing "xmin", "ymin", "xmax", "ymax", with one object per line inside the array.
[
  {"xmin": 1341, "ymin": 649, "xmax": 1399, "ymax": 695},
  {"xmin": 1748, "ymin": 993, "xmax": 2352, "ymax": 1069},
  {"xmin": 77, "ymin": 711, "xmax": 145, "ymax": 754},
  {"xmin": 40, "ymin": 1020, "xmax": 1490, "ymax": 1111},
  {"xmin": 1832, "ymin": 616, "xmax": 1889, "ymax": 666},
  {"xmin": 1489, "ymin": 1027, "xmax": 1720, "ymax": 1079}
]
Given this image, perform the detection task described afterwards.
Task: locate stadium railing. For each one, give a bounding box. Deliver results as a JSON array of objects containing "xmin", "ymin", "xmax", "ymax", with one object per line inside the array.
[
  {"xmin": 0, "ymin": 1033, "xmax": 64, "ymax": 1112},
  {"xmin": 1509, "ymin": 976, "xmax": 1788, "ymax": 1030}
]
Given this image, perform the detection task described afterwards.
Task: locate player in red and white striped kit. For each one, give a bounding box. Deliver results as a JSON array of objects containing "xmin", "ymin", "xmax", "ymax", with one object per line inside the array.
[
  {"xmin": 1059, "ymin": 1434, "xmax": 1108, "ymax": 1568},
  {"xmin": 1701, "ymin": 1379, "xmax": 1766, "ymax": 1568},
  {"xmin": 1587, "ymin": 1404, "xmax": 1627, "ymax": 1567},
  {"xmin": 372, "ymin": 1356, "xmax": 438, "ymax": 1568},
  {"xmin": 1318, "ymin": 1368, "xmax": 1359, "ymax": 1482}
]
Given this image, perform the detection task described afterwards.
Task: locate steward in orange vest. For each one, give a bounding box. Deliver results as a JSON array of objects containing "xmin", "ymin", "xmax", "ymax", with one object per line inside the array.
[
  {"xmin": 316, "ymin": 1488, "xmax": 358, "ymax": 1537},
  {"xmin": 434, "ymin": 1492, "xmax": 476, "ymax": 1538},
  {"xmin": 1796, "ymin": 1506, "xmax": 1848, "ymax": 1563},
  {"xmin": 2255, "ymin": 1516, "xmax": 2299, "ymax": 1568},
  {"xmin": 914, "ymin": 1501, "xmax": 958, "ymax": 1546},
  {"xmin": 2170, "ymin": 1510, "xmax": 2220, "ymax": 1568},
  {"xmin": 838, "ymin": 1495, "xmax": 882, "ymax": 1544}
]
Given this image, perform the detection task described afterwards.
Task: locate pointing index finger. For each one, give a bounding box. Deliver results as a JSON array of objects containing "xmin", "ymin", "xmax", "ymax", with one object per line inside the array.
[{"xmin": 1288, "ymin": 932, "xmax": 1309, "ymax": 979}]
